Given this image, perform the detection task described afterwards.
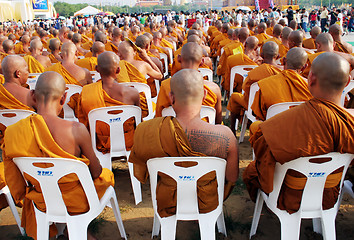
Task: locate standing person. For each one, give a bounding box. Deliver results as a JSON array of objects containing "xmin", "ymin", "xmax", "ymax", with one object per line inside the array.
[
  {"xmin": 320, "ymin": 6, "xmax": 329, "ymax": 32},
  {"xmin": 330, "ymin": 7, "xmax": 338, "ymax": 26},
  {"xmin": 286, "ymin": 7, "xmax": 294, "ymax": 23},
  {"xmin": 348, "ymin": 7, "xmax": 354, "ymax": 32},
  {"xmin": 310, "ymin": 10, "xmax": 317, "ymax": 28},
  {"xmin": 301, "ymin": 8, "xmax": 309, "ymax": 32}
]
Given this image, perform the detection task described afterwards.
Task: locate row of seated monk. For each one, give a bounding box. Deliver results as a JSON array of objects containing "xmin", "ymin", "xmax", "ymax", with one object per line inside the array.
[{"xmin": 0, "ymin": 19, "xmax": 353, "ymax": 239}]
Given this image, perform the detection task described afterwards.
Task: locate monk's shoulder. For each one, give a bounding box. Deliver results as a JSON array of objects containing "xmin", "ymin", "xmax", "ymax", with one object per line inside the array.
[{"xmin": 203, "ymin": 81, "xmax": 221, "ymax": 96}]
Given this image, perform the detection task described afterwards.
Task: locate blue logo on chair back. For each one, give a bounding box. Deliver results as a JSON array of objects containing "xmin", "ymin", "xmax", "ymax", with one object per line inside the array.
[
  {"xmin": 28, "ymin": 80, "xmax": 36, "ymax": 83},
  {"xmin": 178, "ymin": 176, "xmax": 195, "ymax": 181},
  {"xmin": 109, "ymin": 117, "xmax": 121, "ymax": 123},
  {"xmin": 37, "ymin": 171, "xmax": 53, "ymax": 176},
  {"xmin": 308, "ymin": 172, "xmax": 325, "ymax": 177}
]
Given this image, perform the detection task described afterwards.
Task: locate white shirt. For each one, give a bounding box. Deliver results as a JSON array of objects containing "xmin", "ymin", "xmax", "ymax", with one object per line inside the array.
[{"xmin": 302, "ymin": 11, "xmax": 309, "ymax": 23}]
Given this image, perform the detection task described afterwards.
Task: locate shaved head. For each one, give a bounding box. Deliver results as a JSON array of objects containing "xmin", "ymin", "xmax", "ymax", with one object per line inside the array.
[
  {"xmin": 117, "ymin": 41, "xmax": 134, "ymax": 59},
  {"xmin": 310, "ymin": 26, "xmax": 321, "ymax": 39},
  {"xmin": 30, "ymin": 39, "xmax": 43, "ymax": 51},
  {"xmin": 278, "ymin": 19, "xmax": 286, "ymax": 26},
  {"xmin": 316, "ymin": 33, "xmax": 334, "ymax": 51},
  {"xmin": 227, "ymin": 29, "xmax": 234, "ymax": 38},
  {"xmin": 92, "ymin": 41, "xmax": 105, "ymax": 56},
  {"xmin": 187, "ymin": 35, "xmax": 201, "ymax": 44},
  {"xmin": 135, "ymin": 35, "xmax": 150, "ymax": 49},
  {"xmin": 170, "ymin": 69, "xmax": 204, "ymax": 105},
  {"xmin": 285, "ymin": 47, "xmax": 308, "ymax": 70},
  {"xmin": 262, "ymin": 41, "xmax": 279, "ymax": 59},
  {"xmin": 61, "ymin": 42, "xmax": 77, "ymax": 57},
  {"xmin": 112, "ymin": 27, "xmax": 122, "ymax": 38},
  {"xmin": 97, "ymin": 51, "xmax": 119, "ymax": 76},
  {"xmin": 281, "ymin": 27, "xmax": 293, "ymax": 40},
  {"xmin": 94, "ymin": 31, "xmax": 107, "ymax": 44},
  {"xmin": 49, "ymin": 38, "xmax": 60, "ymax": 51},
  {"xmin": 245, "ymin": 36, "xmax": 259, "ymax": 50},
  {"xmin": 289, "ymin": 20, "xmax": 297, "ymax": 30},
  {"xmin": 238, "ymin": 27, "xmax": 250, "ymax": 43},
  {"xmin": 329, "ymin": 24, "xmax": 342, "ymax": 37},
  {"xmin": 288, "ymin": 31, "xmax": 304, "ymax": 48},
  {"xmin": 181, "ymin": 42, "xmax": 203, "ymax": 65},
  {"xmin": 21, "ymin": 34, "xmax": 30, "ymax": 44},
  {"xmin": 1, "ymin": 55, "xmax": 28, "ymax": 81},
  {"xmin": 273, "ymin": 24, "xmax": 283, "ymax": 37},
  {"xmin": 72, "ymin": 33, "xmax": 82, "ymax": 44},
  {"xmin": 35, "ymin": 71, "xmax": 66, "ymax": 103},
  {"xmin": 311, "ymin": 52, "xmax": 350, "ymax": 93},
  {"xmin": 2, "ymin": 40, "xmax": 14, "ymax": 53},
  {"xmin": 258, "ymin": 22, "xmax": 267, "ymax": 33}
]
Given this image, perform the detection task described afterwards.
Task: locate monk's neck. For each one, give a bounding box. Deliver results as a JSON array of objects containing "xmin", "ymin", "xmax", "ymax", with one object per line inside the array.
[
  {"xmin": 274, "ymin": 35, "xmax": 281, "ymax": 40},
  {"xmin": 244, "ymin": 49, "xmax": 255, "ymax": 56},
  {"xmin": 175, "ymin": 112, "xmax": 202, "ymax": 131},
  {"xmin": 263, "ymin": 58, "xmax": 277, "ymax": 66},
  {"xmin": 102, "ymin": 77, "xmax": 117, "ymax": 88},
  {"xmin": 31, "ymin": 51, "xmax": 41, "ymax": 57},
  {"xmin": 62, "ymin": 58, "xmax": 75, "ymax": 65},
  {"xmin": 282, "ymin": 40, "xmax": 289, "ymax": 46},
  {"xmin": 3, "ymin": 81, "xmax": 22, "ymax": 87}
]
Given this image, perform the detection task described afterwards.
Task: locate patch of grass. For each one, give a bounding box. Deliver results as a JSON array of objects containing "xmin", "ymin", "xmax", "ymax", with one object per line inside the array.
[
  {"xmin": 88, "ymin": 215, "xmax": 107, "ymax": 235},
  {"xmin": 14, "ymin": 234, "xmax": 33, "ymax": 240},
  {"xmin": 232, "ymin": 177, "xmax": 246, "ymax": 196},
  {"xmin": 119, "ymin": 204, "xmax": 133, "ymax": 213}
]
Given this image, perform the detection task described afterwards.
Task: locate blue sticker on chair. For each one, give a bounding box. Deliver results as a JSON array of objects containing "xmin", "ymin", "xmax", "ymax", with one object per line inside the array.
[
  {"xmin": 109, "ymin": 117, "xmax": 121, "ymax": 123},
  {"xmin": 178, "ymin": 176, "xmax": 195, "ymax": 181},
  {"xmin": 37, "ymin": 171, "xmax": 53, "ymax": 176},
  {"xmin": 308, "ymin": 172, "xmax": 325, "ymax": 177}
]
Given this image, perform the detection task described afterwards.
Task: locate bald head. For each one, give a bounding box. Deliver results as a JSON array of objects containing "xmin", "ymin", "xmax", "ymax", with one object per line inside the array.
[
  {"xmin": 2, "ymin": 40, "xmax": 14, "ymax": 53},
  {"xmin": 310, "ymin": 26, "xmax": 321, "ymax": 39},
  {"xmin": 30, "ymin": 39, "xmax": 43, "ymax": 52},
  {"xmin": 285, "ymin": 47, "xmax": 308, "ymax": 70},
  {"xmin": 21, "ymin": 34, "xmax": 30, "ymax": 44},
  {"xmin": 279, "ymin": 19, "xmax": 286, "ymax": 26},
  {"xmin": 135, "ymin": 35, "xmax": 150, "ymax": 49},
  {"xmin": 262, "ymin": 41, "xmax": 279, "ymax": 59},
  {"xmin": 288, "ymin": 31, "xmax": 304, "ymax": 48},
  {"xmin": 117, "ymin": 41, "xmax": 134, "ymax": 59},
  {"xmin": 273, "ymin": 24, "xmax": 283, "ymax": 37},
  {"xmin": 61, "ymin": 42, "xmax": 77, "ymax": 58},
  {"xmin": 170, "ymin": 69, "xmax": 204, "ymax": 105},
  {"xmin": 181, "ymin": 42, "xmax": 203, "ymax": 65},
  {"xmin": 316, "ymin": 33, "xmax": 334, "ymax": 51},
  {"xmin": 227, "ymin": 29, "xmax": 234, "ymax": 38},
  {"xmin": 35, "ymin": 71, "xmax": 66, "ymax": 103},
  {"xmin": 238, "ymin": 27, "xmax": 250, "ymax": 43},
  {"xmin": 187, "ymin": 35, "xmax": 201, "ymax": 44},
  {"xmin": 310, "ymin": 52, "xmax": 350, "ymax": 94},
  {"xmin": 289, "ymin": 20, "xmax": 297, "ymax": 30},
  {"xmin": 94, "ymin": 31, "xmax": 107, "ymax": 44},
  {"xmin": 1, "ymin": 55, "xmax": 28, "ymax": 81},
  {"xmin": 8, "ymin": 34, "xmax": 16, "ymax": 43},
  {"xmin": 97, "ymin": 51, "xmax": 119, "ymax": 76},
  {"xmin": 329, "ymin": 24, "xmax": 342, "ymax": 37},
  {"xmin": 112, "ymin": 27, "xmax": 122, "ymax": 38},
  {"xmin": 258, "ymin": 22, "xmax": 267, "ymax": 33},
  {"xmin": 49, "ymin": 38, "xmax": 60, "ymax": 52},
  {"xmin": 72, "ymin": 33, "xmax": 82, "ymax": 44},
  {"xmin": 92, "ymin": 41, "xmax": 105, "ymax": 57},
  {"xmin": 245, "ymin": 36, "xmax": 259, "ymax": 50},
  {"xmin": 281, "ymin": 27, "xmax": 293, "ymax": 41}
]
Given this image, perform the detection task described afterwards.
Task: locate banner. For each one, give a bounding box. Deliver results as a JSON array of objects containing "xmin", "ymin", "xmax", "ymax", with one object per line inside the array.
[
  {"xmin": 32, "ymin": 0, "xmax": 48, "ymax": 11},
  {"xmin": 255, "ymin": 0, "xmax": 260, "ymax": 11}
]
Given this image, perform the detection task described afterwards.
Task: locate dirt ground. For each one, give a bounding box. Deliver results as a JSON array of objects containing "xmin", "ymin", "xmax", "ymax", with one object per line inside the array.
[{"xmin": 1, "ymin": 133, "xmax": 354, "ymax": 240}]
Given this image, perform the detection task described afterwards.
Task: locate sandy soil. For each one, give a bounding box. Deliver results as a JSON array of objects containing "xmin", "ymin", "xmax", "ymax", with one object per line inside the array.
[{"xmin": 1, "ymin": 133, "xmax": 354, "ymax": 240}]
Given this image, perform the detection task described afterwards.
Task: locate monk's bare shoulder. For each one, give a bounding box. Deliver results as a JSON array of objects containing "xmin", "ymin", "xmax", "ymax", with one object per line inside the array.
[
  {"xmin": 204, "ymin": 80, "xmax": 221, "ymax": 97},
  {"xmin": 345, "ymin": 108, "xmax": 354, "ymax": 117},
  {"xmin": 120, "ymin": 84, "xmax": 140, "ymax": 105}
]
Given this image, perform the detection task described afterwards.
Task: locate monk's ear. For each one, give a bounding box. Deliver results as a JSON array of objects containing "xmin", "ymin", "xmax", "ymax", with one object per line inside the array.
[
  {"xmin": 168, "ymin": 91, "xmax": 175, "ymax": 105},
  {"xmin": 14, "ymin": 69, "xmax": 20, "ymax": 78},
  {"xmin": 95, "ymin": 65, "xmax": 99, "ymax": 73},
  {"xmin": 300, "ymin": 63, "xmax": 308, "ymax": 73},
  {"xmin": 60, "ymin": 92, "xmax": 67, "ymax": 105},
  {"xmin": 30, "ymin": 90, "xmax": 36, "ymax": 104},
  {"xmin": 201, "ymin": 57, "xmax": 205, "ymax": 65},
  {"xmin": 177, "ymin": 54, "xmax": 181, "ymax": 63},
  {"xmin": 116, "ymin": 66, "xmax": 121, "ymax": 75},
  {"xmin": 202, "ymin": 88, "xmax": 207, "ymax": 101},
  {"xmin": 308, "ymin": 71, "xmax": 316, "ymax": 87}
]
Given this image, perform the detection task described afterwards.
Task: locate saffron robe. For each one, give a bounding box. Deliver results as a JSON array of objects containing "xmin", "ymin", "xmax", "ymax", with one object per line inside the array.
[
  {"xmin": 2, "ymin": 114, "xmax": 114, "ymax": 239},
  {"xmin": 76, "ymin": 57, "xmax": 98, "ymax": 71},
  {"xmin": 255, "ymin": 33, "xmax": 271, "ymax": 46},
  {"xmin": 243, "ymin": 98, "xmax": 354, "ymax": 213},
  {"xmin": 48, "ymin": 54, "xmax": 60, "ymax": 63},
  {"xmin": 23, "ymin": 55, "xmax": 45, "ymax": 73},
  {"xmin": 82, "ymin": 41, "xmax": 93, "ymax": 50},
  {"xmin": 14, "ymin": 42, "xmax": 26, "ymax": 54},
  {"xmin": 217, "ymin": 41, "xmax": 244, "ymax": 78},
  {"xmin": 334, "ymin": 41, "xmax": 350, "ymax": 53},
  {"xmin": 45, "ymin": 63, "xmax": 82, "ymax": 86},
  {"xmin": 303, "ymin": 38, "xmax": 316, "ymax": 49}
]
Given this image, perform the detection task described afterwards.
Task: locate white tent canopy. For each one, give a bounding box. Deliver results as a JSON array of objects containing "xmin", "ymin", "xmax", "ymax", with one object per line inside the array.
[{"xmin": 74, "ymin": 6, "xmax": 100, "ymax": 16}]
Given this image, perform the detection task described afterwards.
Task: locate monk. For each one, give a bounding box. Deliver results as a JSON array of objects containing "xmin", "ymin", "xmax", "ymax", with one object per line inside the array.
[
  {"xmin": 262, "ymin": 24, "xmax": 283, "ymax": 47},
  {"xmin": 243, "ymin": 52, "xmax": 354, "ymax": 214},
  {"xmin": 58, "ymin": 26, "xmax": 70, "ymax": 44},
  {"xmin": 14, "ymin": 34, "xmax": 30, "ymax": 54},
  {"xmin": 210, "ymin": 23, "xmax": 229, "ymax": 58},
  {"xmin": 329, "ymin": 24, "xmax": 353, "ymax": 53},
  {"xmin": 216, "ymin": 28, "xmax": 234, "ymax": 57},
  {"xmin": 255, "ymin": 22, "xmax": 271, "ymax": 46},
  {"xmin": 227, "ymin": 41, "xmax": 282, "ymax": 134},
  {"xmin": 128, "ymin": 25, "xmax": 140, "ymax": 42},
  {"xmin": 129, "ymin": 69, "xmax": 238, "ymax": 217},
  {"xmin": 45, "ymin": 42, "xmax": 92, "ymax": 86},
  {"xmin": 72, "ymin": 33, "xmax": 89, "ymax": 56},
  {"xmin": 303, "ymin": 26, "xmax": 321, "ymax": 49},
  {"xmin": 223, "ymin": 36, "xmax": 260, "ymax": 93},
  {"xmin": 78, "ymin": 51, "xmax": 140, "ymax": 154},
  {"xmin": 156, "ymin": 42, "xmax": 222, "ymax": 124},
  {"xmin": 3, "ymin": 71, "xmax": 114, "ymax": 239},
  {"xmin": 288, "ymin": 31, "xmax": 314, "ymax": 54},
  {"xmin": 76, "ymin": 42, "xmax": 105, "ymax": 71},
  {"xmin": 135, "ymin": 35, "xmax": 163, "ymax": 73},
  {"xmin": 278, "ymin": 27, "xmax": 293, "ymax": 58},
  {"xmin": 0, "ymin": 36, "xmax": 7, "ymax": 53},
  {"xmin": 110, "ymin": 27, "xmax": 123, "ymax": 54},
  {"xmin": 48, "ymin": 38, "xmax": 62, "ymax": 63},
  {"xmin": 39, "ymin": 30, "xmax": 49, "ymax": 49},
  {"xmin": 24, "ymin": 39, "xmax": 51, "ymax": 73},
  {"xmin": 251, "ymin": 47, "xmax": 312, "ymax": 122}
]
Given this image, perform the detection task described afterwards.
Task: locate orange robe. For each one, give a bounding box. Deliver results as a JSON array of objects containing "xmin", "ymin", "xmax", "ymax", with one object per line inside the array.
[
  {"xmin": 302, "ymin": 51, "xmax": 323, "ymax": 78},
  {"xmin": 216, "ymin": 38, "xmax": 233, "ymax": 57},
  {"xmin": 81, "ymin": 34, "xmax": 90, "ymax": 44},
  {"xmin": 128, "ymin": 116, "xmax": 218, "ymax": 217},
  {"xmin": 160, "ymin": 38, "xmax": 173, "ymax": 50},
  {"xmin": 2, "ymin": 114, "xmax": 114, "ymax": 239},
  {"xmin": 217, "ymin": 41, "xmax": 244, "ymax": 78},
  {"xmin": 78, "ymin": 81, "xmax": 135, "ymax": 153},
  {"xmin": 243, "ymin": 98, "xmax": 354, "ymax": 213},
  {"xmin": 82, "ymin": 41, "xmax": 93, "ymax": 50},
  {"xmin": 23, "ymin": 55, "xmax": 45, "ymax": 73},
  {"xmin": 105, "ymin": 42, "xmax": 118, "ymax": 54},
  {"xmin": 266, "ymin": 27, "xmax": 273, "ymax": 36},
  {"xmin": 227, "ymin": 64, "xmax": 281, "ymax": 115},
  {"xmin": 334, "ymin": 41, "xmax": 350, "ymax": 53},
  {"xmin": 48, "ymin": 53, "xmax": 60, "ymax": 63},
  {"xmin": 255, "ymin": 33, "xmax": 271, "ymax": 46},
  {"xmin": 0, "ymin": 74, "xmax": 4, "ymax": 84},
  {"xmin": 45, "ymin": 63, "xmax": 82, "ymax": 86},
  {"xmin": 278, "ymin": 43, "xmax": 289, "ymax": 58},
  {"xmin": 14, "ymin": 43, "xmax": 26, "ymax": 54},
  {"xmin": 155, "ymin": 78, "xmax": 217, "ymax": 117},
  {"xmin": 76, "ymin": 57, "xmax": 97, "ymax": 71},
  {"xmin": 0, "ymin": 162, "xmax": 7, "ymax": 210},
  {"xmin": 303, "ymin": 38, "xmax": 316, "ymax": 49},
  {"xmin": 210, "ymin": 33, "xmax": 227, "ymax": 57},
  {"xmin": 251, "ymin": 69, "xmax": 312, "ymax": 121},
  {"xmin": 223, "ymin": 53, "xmax": 257, "ymax": 93}
]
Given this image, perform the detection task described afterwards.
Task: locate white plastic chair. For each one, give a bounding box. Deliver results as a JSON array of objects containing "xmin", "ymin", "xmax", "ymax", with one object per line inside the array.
[
  {"xmin": 238, "ymin": 82, "xmax": 259, "ymax": 143},
  {"xmin": 13, "ymin": 157, "xmax": 127, "ymax": 240},
  {"xmin": 120, "ymin": 82, "xmax": 154, "ymax": 121},
  {"xmin": 172, "ymin": 41, "xmax": 177, "ymax": 51},
  {"xmin": 160, "ymin": 53, "xmax": 169, "ymax": 78},
  {"xmin": 88, "ymin": 105, "xmax": 143, "ymax": 205},
  {"xmin": 226, "ymin": 65, "xmax": 257, "ymax": 118},
  {"xmin": 90, "ymin": 71, "xmax": 101, "ymax": 83},
  {"xmin": 0, "ymin": 109, "xmax": 35, "ymax": 127},
  {"xmin": 167, "ymin": 48, "xmax": 173, "ymax": 64},
  {"xmin": 249, "ymin": 152, "xmax": 354, "ymax": 240},
  {"xmin": 27, "ymin": 73, "xmax": 41, "ymax": 90},
  {"xmin": 0, "ymin": 185, "xmax": 25, "ymax": 235},
  {"xmin": 77, "ymin": 55, "xmax": 85, "ymax": 60},
  {"xmin": 341, "ymin": 80, "xmax": 354, "ymax": 107},
  {"xmin": 198, "ymin": 68, "xmax": 213, "ymax": 82},
  {"xmin": 266, "ymin": 102, "xmax": 304, "ymax": 120},
  {"xmin": 147, "ymin": 157, "xmax": 227, "ymax": 240},
  {"xmin": 341, "ymin": 180, "xmax": 354, "ymax": 198},
  {"xmin": 161, "ymin": 106, "xmax": 216, "ymax": 124},
  {"xmin": 63, "ymin": 84, "xmax": 82, "ymax": 122}
]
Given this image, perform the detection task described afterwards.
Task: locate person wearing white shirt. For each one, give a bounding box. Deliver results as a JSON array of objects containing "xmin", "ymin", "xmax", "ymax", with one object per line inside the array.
[{"xmin": 301, "ymin": 9, "xmax": 309, "ymax": 32}]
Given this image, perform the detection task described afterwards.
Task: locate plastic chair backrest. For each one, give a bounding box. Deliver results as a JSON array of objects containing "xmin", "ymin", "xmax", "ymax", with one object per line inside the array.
[
  {"xmin": 266, "ymin": 102, "xmax": 304, "ymax": 120},
  {"xmin": 220, "ymin": 47, "xmax": 225, "ymax": 57},
  {"xmin": 88, "ymin": 105, "xmax": 141, "ymax": 170},
  {"xmin": 120, "ymin": 82, "xmax": 154, "ymax": 121},
  {"xmin": 172, "ymin": 41, "xmax": 177, "ymax": 51},
  {"xmin": 0, "ymin": 109, "xmax": 35, "ymax": 127},
  {"xmin": 63, "ymin": 84, "xmax": 82, "ymax": 121},
  {"xmin": 90, "ymin": 71, "xmax": 101, "ymax": 83},
  {"xmin": 341, "ymin": 80, "xmax": 354, "ymax": 107},
  {"xmin": 160, "ymin": 53, "xmax": 169, "ymax": 78},
  {"xmin": 229, "ymin": 65, "xmax": 257, "ymax": 97},
  {"xmin": 13, "ymin": 157, "xmax": 101, "ymax": 217},
  {"xmin": 198, "ymin": 68, "xmax": 213, "ymax": 82},
  {"xmin": 245, "ymin": 82, "xmax": 260, "ymax": 123},
  {"xmin": 267, "ymin": 153, "xmax": 354, "ymax": 214},
  {"xmin": 27, "ymin": 73, "xmax": 41, "ymax": 90},
  {"xmin": 161, "ymin": 106, "xmax": 216, "ymax": 124},
  {"xmin": 147, "ymin": 157, "xmax": 226, "ymax": 219},
  {"xmin": 167, "ymin": 48, "xmax": 173, "ymax": 64},
  {"xmin": 77, "ymin": 56, "xmax": 85, "ymax": 60}
]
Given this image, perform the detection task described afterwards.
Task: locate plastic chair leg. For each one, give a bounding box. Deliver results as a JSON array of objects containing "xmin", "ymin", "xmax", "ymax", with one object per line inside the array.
[
  {"xmin": 66, "ymin": 219, "xmax": 89, "ymax": 240},
  {"xmin": 160, "ymin": 216, "xmax": 177, "ymax": 240},
  {"xmin": 279, "ymin": 214, "xmax": 301, "ymax": 240},
  {"xmin": 198, "ymin": 217, "xmax": 217, "ymax": 240},
  {"xmin": 2, "ymin": 187, "xmax": 25, "ymax": 235},
  {"xmin": 110, "ymin": 195, "xmax": 127, "ymax": 239},
  {"xmin": 312, "ymin": 218, "xmax": 322, "ymax": 235},
  {"xmin": 239, "ymin": 113, "xmax": 248, "ymax": 143},
  {"xmin": 151, "ymin": 214, "xmax": 161, "ymax": 238},
  {"xmin": 216, "ymin": 212, "xmax": 227, "ymax": 236},
  {"xmin": 34, "ymin": 210, "xmax": 50, "ymax": 240},
  {"xmin": 321, "ymin": 210, "xmax": 337, "ymax": 240},
  {"xmin": 55, "ymin": 223, "xmax": 66, "ymax": 236},
  {"xmin": 249, "ymin": 190, "xmax": 264, "ymax": 239},
  {"xmin": 128, "ymin": 162, "xmax": 142, "ymax": 205}
]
